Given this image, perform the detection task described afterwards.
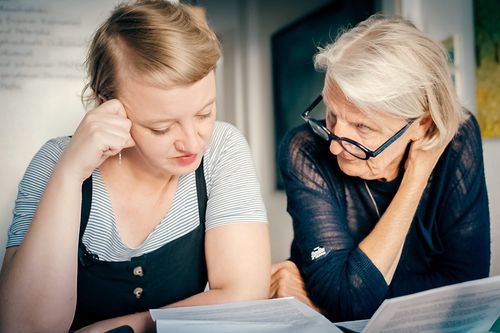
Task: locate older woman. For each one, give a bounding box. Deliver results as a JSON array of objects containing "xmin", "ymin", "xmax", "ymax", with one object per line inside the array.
[
  {"xmin": 270, "ymin": 15, "xmax": 490, "ymax": 322},
  {"xmin": 0, "ymin": 1, "xmax": 270, "ymax": 332}
]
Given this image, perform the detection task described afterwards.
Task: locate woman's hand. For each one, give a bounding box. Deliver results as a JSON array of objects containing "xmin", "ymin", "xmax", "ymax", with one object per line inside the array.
[
  {"xmin": 58, "ymin": 99, "xmax": 135, "ymax": 183},
  {"xmin": 359, "ymin": 134, "xmax": 452, "ymax": 284},
  {"xmin": 405, "ymin": 136, "xmax": 451, "ymax": 180},
  {"xmin": 270, "ymin": 261, "xmax": 320, "ymax": 312}
]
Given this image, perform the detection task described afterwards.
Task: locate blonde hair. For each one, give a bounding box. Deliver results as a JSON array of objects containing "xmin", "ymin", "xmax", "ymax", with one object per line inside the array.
[
  {"xmin": 82, "ymin": 0, "xmax": 221, "ymax": 107},
  {"xmin": 315, "ymin": 14, "xmax": 467, "ymax": 149}
]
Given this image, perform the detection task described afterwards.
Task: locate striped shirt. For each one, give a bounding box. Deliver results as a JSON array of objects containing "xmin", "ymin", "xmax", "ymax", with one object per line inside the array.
[{"xmin": 7, "ymin": 121, "xmax": 267, "ymax": 261}]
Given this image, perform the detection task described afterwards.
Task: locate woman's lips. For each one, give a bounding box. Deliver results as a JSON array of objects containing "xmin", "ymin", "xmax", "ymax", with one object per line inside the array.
[
  {"xmin": 175, "ymin": 153, "xmax": 197, "ymax": 165},
  {"xmin": 337, "ymin": 152, "xmax": 357, "ymax": 162}
]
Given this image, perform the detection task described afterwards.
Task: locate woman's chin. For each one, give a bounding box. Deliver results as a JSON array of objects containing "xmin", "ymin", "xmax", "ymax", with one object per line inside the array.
[
  {"xmin": 337, "ymin": 160, "xmax": 380, "ymax": 180},
  {"xmin": 337, "ymin": 160, "xmax": 362, "ymax": 178}
]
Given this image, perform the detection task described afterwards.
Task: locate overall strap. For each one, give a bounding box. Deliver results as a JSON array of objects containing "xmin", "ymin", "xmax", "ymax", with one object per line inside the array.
[
  {"xmin": 78, "ymin": 159, "xmax": 207, "ymax": 263},
  {"xmin": 80, "ymin": 176, "xmax": 93, "ymax": 239},
  {"xmin": 79, "ymin": 176, "xmax": 97, "ymax": 265},
  {"xmin": 195, "ymin": 157, "xmax": 207, "ymax": 226}
]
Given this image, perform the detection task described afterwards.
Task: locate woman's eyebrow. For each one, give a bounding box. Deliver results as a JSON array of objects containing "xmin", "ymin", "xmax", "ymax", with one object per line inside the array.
[
  {"xmin": 145, "ymin": 98, "xmax": 216, "ymax": 126},
  {"xmin": 196, "ymin": 98, "xmax": 216, "ymax": 113},
  {"xmin": 330, "ymin": 108, "xmax": 381, "ymax": 128}
]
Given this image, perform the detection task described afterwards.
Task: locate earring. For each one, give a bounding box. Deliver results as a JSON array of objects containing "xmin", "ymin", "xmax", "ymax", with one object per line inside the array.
[{"xmin": 118, "ymin": 151, "xmax": 122, "ymax": 165}]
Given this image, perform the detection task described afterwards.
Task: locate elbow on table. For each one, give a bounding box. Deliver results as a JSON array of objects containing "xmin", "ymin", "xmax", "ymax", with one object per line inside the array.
[
  {"xmin": 214, "ymin": 274, "xmax": 270, "ymax": 303},
  {"xmin": 229, "ymin": 279, "xmax": 271, "ymax": 302},
  {"xmin": 316, "ymin": 292, "xmax": 382, "ymax": 322},
  {"xmin": 306, "ymin": 273, "xmax": 385, "ymax": 321}
]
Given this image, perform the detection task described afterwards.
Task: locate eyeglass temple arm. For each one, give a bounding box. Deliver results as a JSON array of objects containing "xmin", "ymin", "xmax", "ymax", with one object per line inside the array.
[
  {"xmin": 372, "ymin": 120, "xmax": 415, "ymax": 157},
  {"xmin": 302, "ymin": 95, "xmax": 323, "ymax": 117}
]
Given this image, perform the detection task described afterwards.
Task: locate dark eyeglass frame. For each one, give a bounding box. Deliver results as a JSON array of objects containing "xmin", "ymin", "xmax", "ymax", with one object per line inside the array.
[{"xmin": 301, "ymin": 95, "xmax": 415, "ymax": 160}]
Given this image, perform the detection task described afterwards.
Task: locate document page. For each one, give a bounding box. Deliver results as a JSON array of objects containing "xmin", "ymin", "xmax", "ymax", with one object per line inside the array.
[
  {"xmin": 335, "ymin": 319, "xmax": 369, "ymax": 332},
  {"xmin": 150, "ymin": 297, "xmax": 343, "ymax": 333},
  {"xmin": 363, "ymin": 275, "xmax": 500, "ymax": 333}
]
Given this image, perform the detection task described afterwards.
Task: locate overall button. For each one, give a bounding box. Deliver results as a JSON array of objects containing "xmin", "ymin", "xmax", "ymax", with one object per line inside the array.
[
  {"xmin": 133, "ymin": 287, "xmax": 143, "ymax": 299},
  {"xmin": 133, "ymin": 266, "xmax": 144, "ymax": 277}
]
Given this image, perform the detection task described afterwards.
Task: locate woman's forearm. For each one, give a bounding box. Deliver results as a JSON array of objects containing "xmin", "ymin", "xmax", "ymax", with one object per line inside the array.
[
  {"xmin": 359, "ymin": 164, "xmax": 429, "ymax": 284},
  {"xmin": 0, "ymin": 164, "xmax": 83, "ymax": 333},
  {"xmin": 168, "ymin": 285, "xmax": 268, "ymax": 309}
]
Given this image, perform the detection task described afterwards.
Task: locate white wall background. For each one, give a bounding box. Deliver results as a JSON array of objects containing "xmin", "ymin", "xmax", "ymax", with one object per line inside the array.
[
  {"xmin": 0, "ymin": 0, "xmax": 120, "ymax": 265},
  {"xmin": 0, "ymin": 0, "xmax": 498, "ymax": 276}
]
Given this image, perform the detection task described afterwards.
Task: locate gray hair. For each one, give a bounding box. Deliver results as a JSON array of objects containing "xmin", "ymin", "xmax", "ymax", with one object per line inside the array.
[{"xmin": 315, "ymin": 14, "xmax": 467, "ymax": 149}]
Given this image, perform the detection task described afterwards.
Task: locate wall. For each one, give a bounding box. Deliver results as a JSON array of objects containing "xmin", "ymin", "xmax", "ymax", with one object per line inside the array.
[
  {"xmin": 0, "ymin": 0, "xmax": 118, "ymax": 266},
  {"xmin": 199, "ymin": 0, "xmax": 335, "ymax": 263}
]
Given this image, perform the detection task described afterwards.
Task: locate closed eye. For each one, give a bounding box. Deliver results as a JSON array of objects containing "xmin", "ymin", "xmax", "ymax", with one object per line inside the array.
[
  {"xmin": 355, "ymin": 123, "xmax": 372, "ymax": 132},
  {"xmin": 197, "ymin": 111, "xmax": 212, "ymax": 120},
  {"xmin": 150, "ymin": 127, "xmax": 171, "ymax": 135}
]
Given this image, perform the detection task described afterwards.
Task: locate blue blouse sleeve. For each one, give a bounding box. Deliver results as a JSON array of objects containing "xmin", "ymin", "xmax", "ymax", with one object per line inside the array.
[{"xmin": 278, "ymin": 126, "xmax": 388, "ymax": 321}]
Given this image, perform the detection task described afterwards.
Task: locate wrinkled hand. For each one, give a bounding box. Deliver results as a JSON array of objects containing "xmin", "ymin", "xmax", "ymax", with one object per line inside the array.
[
  {"xmin": 59, "ymin": 99, "xmax": 135, "ymax": 183},
  {"xmin": 270, "ymin": 261, "xmax": 320, "ymax": 312},
  {"xmin": 405, "ymin": 136, "xmax": 451, "ymax": 179}
]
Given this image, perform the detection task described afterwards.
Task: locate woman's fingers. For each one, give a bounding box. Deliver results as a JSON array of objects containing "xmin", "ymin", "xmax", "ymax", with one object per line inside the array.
[
  {"xmin": 58, "ymin": 99, "xmax": 134, "ymax": 182},
  {"xmin": 406, "ymin": 136, "xmax": 451, "ymax": 177},
  {"xmin": 270, "ymin": 261, "xmax": 320, "ymax": 311},
  {"xmin": 99, "ymin": 98, "xmax": 128, "ymax": 117},
  {"xmin": 123, "ymin": 136, "xmax": 136, "ymax": 149},
  {"xmin": 270, "ymin": 261, "xmax": 306, "ymax": 297}
]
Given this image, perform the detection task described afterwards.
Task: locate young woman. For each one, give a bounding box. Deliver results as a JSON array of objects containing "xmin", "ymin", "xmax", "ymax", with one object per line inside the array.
[{"xmin": 0, "ymin": 1, "xmax": 270, "ymax": 332}]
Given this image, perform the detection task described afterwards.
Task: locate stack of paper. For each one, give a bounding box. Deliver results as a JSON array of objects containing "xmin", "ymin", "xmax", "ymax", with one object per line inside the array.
[
  {"xmin": 151, "ymin": 275, "xmax": 500, "ymax": 332},
  {"xmin": 150, "ymin": 297, "xmax": 342, "ymax": 333},
  {"xmin": 336, "ymin": 275, "xmax": 500, "ymax": 333}
]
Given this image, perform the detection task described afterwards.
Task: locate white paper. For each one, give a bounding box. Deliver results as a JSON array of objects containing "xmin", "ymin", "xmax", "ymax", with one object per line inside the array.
[
  {"xmin": 150, "ymin": 297, "xmax": 343, "ymax": 333},
  {"xmin": 362, "ymin": 275, "xmax": 500, "ymax": 333},
  {"xmin": 335, "ymin": 319, "xmax": 369, "ymax": 332}
]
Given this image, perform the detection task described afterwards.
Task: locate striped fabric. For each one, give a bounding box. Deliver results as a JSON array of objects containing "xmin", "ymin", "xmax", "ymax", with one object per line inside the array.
[{"xmin": 7, "ymin": 121, "xmax": 267, "ymax": 262}]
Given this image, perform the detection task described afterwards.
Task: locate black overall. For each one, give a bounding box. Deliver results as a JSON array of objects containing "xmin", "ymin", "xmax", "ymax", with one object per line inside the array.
[{"xmin": 71, "ymin": 161, "xmax": 208, "ymax": 330}]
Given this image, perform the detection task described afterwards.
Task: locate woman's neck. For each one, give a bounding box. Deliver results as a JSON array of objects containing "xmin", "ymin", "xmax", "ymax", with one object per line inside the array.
[{"xmin": 100, "ymin": 149, "xmax": 176, "ymax": 193}]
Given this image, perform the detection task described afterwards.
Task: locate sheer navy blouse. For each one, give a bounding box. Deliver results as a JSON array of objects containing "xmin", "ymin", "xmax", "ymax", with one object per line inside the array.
[{"xmin": 278, "ymin": 113, "xmax": 490, "ymax": 321}]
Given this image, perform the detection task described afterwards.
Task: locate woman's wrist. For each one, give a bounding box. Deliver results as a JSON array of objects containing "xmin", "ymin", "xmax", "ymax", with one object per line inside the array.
[
  {"xmin": 54, "ymin": 146, "xmax": 97, "ymax": 185},
  {"xmin": 130, "ymin": 312, "xmax": 155, "ymax": 333},
  {"xmin": 51, "ymin": 161, "xmax": 87, "ymax": 189},
  {"xmin": 402, "ymin": 162, "xmax": 431, "ymax": 189}
]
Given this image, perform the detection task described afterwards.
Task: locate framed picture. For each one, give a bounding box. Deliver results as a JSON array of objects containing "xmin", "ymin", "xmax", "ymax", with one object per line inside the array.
[
  {"xmin": 474, "ymin": 0, "xmax": 500, "ymax": 138},
  {"xmin": 441, "ymin": 35, "xmax": 457, "ymax": 87},
  {"xmin": 271, "ymin": 0, "xmax": 375, "ymax": 189}
]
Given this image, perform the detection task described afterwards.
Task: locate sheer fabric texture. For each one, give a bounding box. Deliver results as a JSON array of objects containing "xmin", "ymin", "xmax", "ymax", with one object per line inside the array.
[{"xmin": 279, "ymin": 113, "xmax": 490, "ymax": 321}]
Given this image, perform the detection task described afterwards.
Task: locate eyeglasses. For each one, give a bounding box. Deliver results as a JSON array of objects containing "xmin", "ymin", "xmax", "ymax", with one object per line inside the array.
[{"xmin": 301, "ymin": 95, "xmax": 415, "ymax": 160}]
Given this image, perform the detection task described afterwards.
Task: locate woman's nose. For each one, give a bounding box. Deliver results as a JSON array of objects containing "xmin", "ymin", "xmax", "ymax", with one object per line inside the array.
[
  {"xmin": 328, "ymin": 122, "xmax": 348, "ymax": 155},
  {"xmin": 329, "ymin": 140, "xmax": 343, "ymax": 155},
  {"xmin": 174, "ymin": 123, "xmax": 202, "ymax": 153}
]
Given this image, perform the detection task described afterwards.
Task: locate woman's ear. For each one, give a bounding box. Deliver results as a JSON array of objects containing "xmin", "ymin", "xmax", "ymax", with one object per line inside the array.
[
  {"xmin": 97, "ymin": 94, "xmax": 106, "ymax": 105},
  {"xmin": 413, "ymin": 112, "xmax": 433, "ymax": 141}
]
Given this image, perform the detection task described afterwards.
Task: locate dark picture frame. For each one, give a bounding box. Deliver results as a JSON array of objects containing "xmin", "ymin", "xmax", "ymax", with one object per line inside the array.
[{"xmin": 271, "ymin": 0, "xmax": 376, "ymax": 189}]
